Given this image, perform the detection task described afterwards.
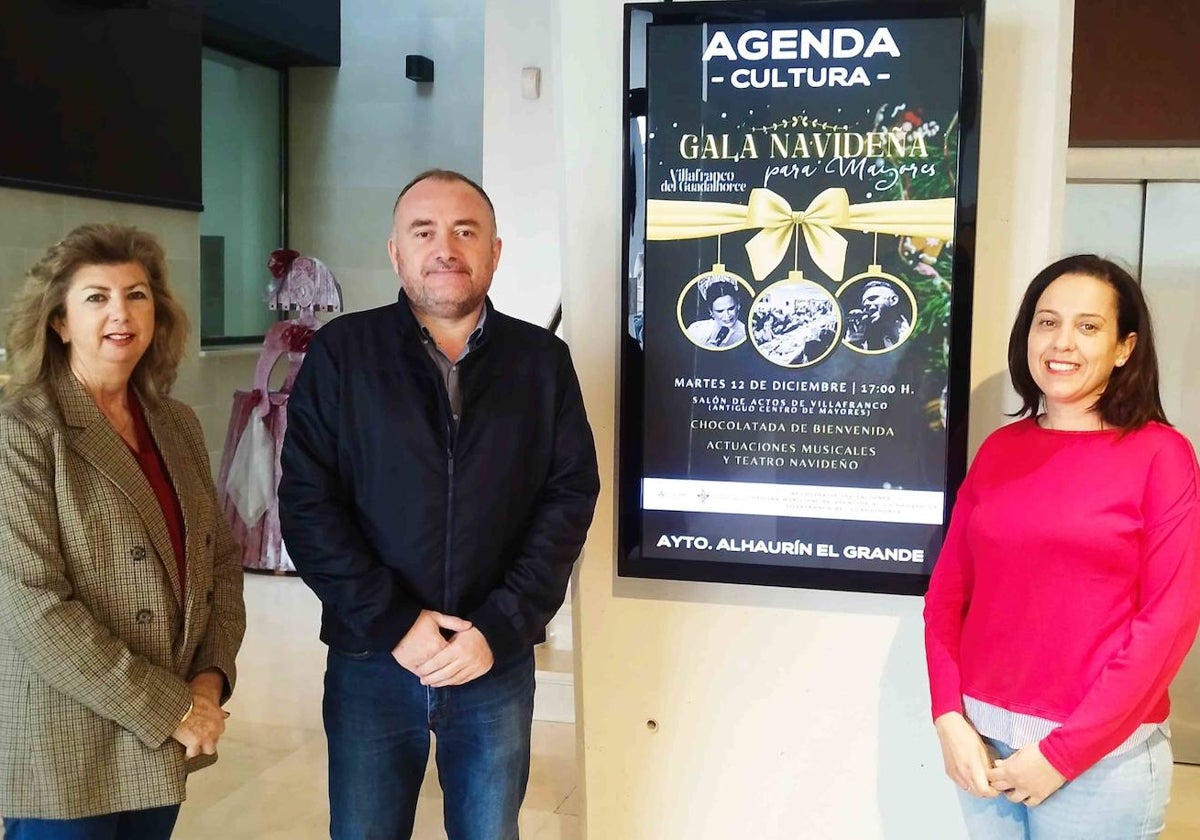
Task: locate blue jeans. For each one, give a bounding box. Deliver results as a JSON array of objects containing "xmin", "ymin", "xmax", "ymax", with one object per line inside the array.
[
  {"xmin": 3, "ymin": 805, "xmax": 180, "ymax": 840},
  {"xmin": 958, "ymin": 730, "xmax": 1173, "ymax": 840},
  {"xmin": 324, "ymin": 646, "xmax": 535, "ymax": 840}
]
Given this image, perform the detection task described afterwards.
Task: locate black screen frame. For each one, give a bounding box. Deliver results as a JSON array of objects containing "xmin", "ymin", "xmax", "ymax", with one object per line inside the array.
[{"xmin": 617, "ymin": 0, "xmax": 985, "ymax": 596}]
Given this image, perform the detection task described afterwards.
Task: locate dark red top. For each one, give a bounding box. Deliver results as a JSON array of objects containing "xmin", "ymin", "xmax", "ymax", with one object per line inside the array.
[{"xmin": 127, "ymin": 394, "xmax": 187, "ymax": 595}]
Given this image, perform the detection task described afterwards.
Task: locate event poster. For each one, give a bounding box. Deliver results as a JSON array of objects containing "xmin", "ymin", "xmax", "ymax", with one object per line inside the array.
[{"xmin": 621, "ymin": 6, "xmax": 981, "ymax": 593}]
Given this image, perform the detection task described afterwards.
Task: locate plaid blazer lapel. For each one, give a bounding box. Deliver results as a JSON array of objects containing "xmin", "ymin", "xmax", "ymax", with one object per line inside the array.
[
  {"xmin": 54, "ymin": 373, "xmax": 183, "ymax": 604},
  {"xmin": 143, "ymin": 402, "xmax": 206, "ymax": 622}
]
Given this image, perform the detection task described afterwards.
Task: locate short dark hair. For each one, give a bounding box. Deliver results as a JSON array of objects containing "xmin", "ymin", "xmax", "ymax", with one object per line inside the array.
[
  {"xmin": 862, "ymin": 279, "xmax": 899, "ymax": 302},
  {"xmin": 392, "ymin": 168, "xmax": 496, "ymax": 229},
  {"xmin": 706, "ymin": 281, "xmax": 737, "ymax": 307},
  {"xmin": 1007, "ymin": 254, "xmax": 1167, "ymax": 430},
  {"xmin": 4, "ymin": 223, "xmax": 188, "ymax": 410}
]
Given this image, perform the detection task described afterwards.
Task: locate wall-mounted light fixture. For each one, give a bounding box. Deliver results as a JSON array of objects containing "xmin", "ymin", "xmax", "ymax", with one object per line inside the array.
[{"xmin": 405, "ymin": 55, "xmax": 434, "ymax": 83}]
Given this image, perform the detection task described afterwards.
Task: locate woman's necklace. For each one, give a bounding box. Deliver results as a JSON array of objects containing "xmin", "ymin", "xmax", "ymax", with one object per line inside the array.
[
  {"xmin": 73, "ymin": 367, "xmax": 138, "ymax": 446},
  {"xmin": 104, "ymin": 407, "xmax": 137, "ymax": 449}
]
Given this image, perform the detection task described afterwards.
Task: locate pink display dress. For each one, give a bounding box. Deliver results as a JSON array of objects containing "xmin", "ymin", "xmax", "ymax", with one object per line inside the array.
[
  {"xmin": 216, "ymin": 320, "xmax": 316, "ymax": 572},
  {"xmin": 216, "ymin": 252, "xmax": 341, "ymax": 573}
]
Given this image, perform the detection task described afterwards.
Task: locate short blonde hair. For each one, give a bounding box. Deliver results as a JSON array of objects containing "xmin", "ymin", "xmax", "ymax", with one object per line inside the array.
[{"xmin": 4, "ymin": 223, "xmax": 189, "ymax": 409}]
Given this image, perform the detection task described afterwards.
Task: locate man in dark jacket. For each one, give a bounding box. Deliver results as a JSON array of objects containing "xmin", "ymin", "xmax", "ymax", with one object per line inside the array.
[{"xmin": 279, "ymin": 169, "xmax": 600, "ymax": 840}]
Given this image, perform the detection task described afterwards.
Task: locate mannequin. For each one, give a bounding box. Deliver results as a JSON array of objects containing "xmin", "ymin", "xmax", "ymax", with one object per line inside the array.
[{"xmin": 216, "ymin": 249, "xmax": 342, "ymax": 573}]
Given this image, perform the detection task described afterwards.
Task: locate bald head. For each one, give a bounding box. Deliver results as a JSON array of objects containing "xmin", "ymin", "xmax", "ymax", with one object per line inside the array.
[{"xmin": 393, "ymin": 169, "xmax": 496, "ymax": 234}]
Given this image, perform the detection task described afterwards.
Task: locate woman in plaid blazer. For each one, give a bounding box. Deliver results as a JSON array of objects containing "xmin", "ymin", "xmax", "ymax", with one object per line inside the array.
[{"xmin": 0, "ymin": 225, "xmax": 246, "ymax": 838}]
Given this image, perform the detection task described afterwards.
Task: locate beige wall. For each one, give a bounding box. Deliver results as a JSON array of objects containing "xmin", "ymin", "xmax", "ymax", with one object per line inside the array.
[
  {"xmin": 481, "ymin": 0, "xmax": 562, "ymax": 329},
  {"xmin": 288, "ymin": 0, "xmax": 485, "ymax": 316},
  {"xmin": 554, "ymin": 1, "xmax": 1074, "ymax": 837},
  {"xmin": 0, "ymin": 186, "xmax": 257, "ymax": 474}
]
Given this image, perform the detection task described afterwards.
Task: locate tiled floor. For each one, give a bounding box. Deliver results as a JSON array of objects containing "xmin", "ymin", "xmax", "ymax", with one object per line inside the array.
[
  {"xmin": 1165, "ymin": 764, "xmax": 1200, "ymax": 840},
  {"xmin": 173, "ymin": 719, "xmax": 580, "ymax": 840},
  {"xmin": 174, "ymin": 741, "xmax": 1200, "ymax": 839},
  {"xmin": 174, "ymin": 575, "xmax": 580, "ymax": 839},
  {"xmin": 168, "ymin": 577, "xmax": 1200, "ymax": 839}
]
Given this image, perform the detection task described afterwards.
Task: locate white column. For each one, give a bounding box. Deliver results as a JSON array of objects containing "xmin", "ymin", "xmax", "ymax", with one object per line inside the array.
[{"xmin": 554, "ymin": 2, "xmax": 1075, "ymax": 837}]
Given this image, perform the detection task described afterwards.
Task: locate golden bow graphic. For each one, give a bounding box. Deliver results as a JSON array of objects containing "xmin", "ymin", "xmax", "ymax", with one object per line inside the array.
[
  {"xmin": 646, "ymin": 188, "xmax": 956, "ymax": 284},
  {"xmin": 744, "ymin": 188, "xmax": 849, "ymax": 284}
]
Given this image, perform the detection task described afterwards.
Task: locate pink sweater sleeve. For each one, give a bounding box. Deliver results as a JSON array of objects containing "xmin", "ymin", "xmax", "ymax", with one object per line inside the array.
[
  {"xmin": 923, "ymin": 451, "xmax": 980, "ymax": 721},
  {"xmin": 1040, "ymin": 436, "xmax": 1200, "ymax": 779}
]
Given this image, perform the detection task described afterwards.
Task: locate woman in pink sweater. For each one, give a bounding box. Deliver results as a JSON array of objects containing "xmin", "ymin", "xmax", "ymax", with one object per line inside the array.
[{"xmin": 924, "ymin": 255, "xmax": 1200, "ymax": 839}]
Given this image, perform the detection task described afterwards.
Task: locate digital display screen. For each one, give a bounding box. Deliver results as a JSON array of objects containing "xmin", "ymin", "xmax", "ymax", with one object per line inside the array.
[{"xmin": 619, "ymin": 1, "xmax": 984, "ymax": 595}]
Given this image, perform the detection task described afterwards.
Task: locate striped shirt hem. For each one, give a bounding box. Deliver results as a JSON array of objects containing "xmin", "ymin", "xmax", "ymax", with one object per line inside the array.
[{"xmin": 963, "ymin": 695, "xmax": 1168, "ymax": 761}]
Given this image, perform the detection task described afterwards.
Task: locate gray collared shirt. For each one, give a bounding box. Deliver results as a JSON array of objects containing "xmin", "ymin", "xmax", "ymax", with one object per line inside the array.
[{"xmin": 418, "ymin": 308, "xmax": 487, "ymax": 426}]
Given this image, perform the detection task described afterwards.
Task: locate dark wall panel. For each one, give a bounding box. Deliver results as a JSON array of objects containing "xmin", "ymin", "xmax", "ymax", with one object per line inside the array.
[
  {"xmin": 0, "ymin": 0, "xmax": 202, "ymax": 209},
  {"xmin": 1071, "ymin": 0, "xmax": 1200, "ymax": 146},
  {"xmin": 203, "ymin": 0, "xmax": 340, "ymax": 67}
]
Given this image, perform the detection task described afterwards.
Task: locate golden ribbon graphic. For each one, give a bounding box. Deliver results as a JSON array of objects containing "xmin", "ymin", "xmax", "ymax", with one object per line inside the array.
[
  {"xmin": 646, "ymin": 188, "xmax": 955, "ymax": 283},
  {"xmin": 645, "ymin": 199, "xmax": 748, "ymax": 240},
  {"xmin": 744, "ymin": 187, "xmax": 849, "ymax": 285}
]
